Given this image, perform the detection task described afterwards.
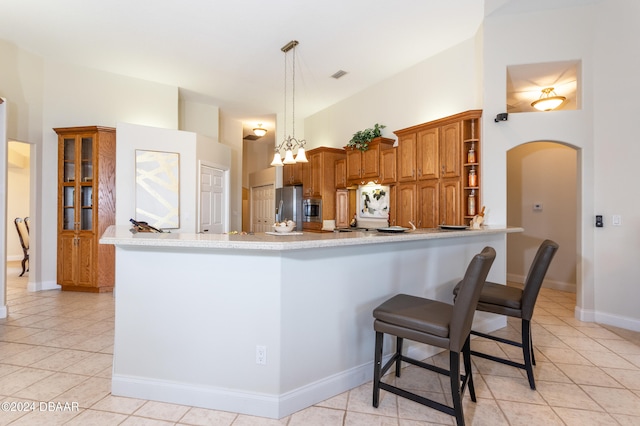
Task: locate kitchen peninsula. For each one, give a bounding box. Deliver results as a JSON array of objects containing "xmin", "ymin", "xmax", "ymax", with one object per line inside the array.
[{"xmin": 101, "ymin": 225, "xmax": 521, "ymax": 419}]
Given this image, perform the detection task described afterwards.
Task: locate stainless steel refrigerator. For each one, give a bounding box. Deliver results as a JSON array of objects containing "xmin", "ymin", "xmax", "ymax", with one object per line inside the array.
[{"xmin": 275, "ymin": 186, "xmax": 303, "ymax": 231}]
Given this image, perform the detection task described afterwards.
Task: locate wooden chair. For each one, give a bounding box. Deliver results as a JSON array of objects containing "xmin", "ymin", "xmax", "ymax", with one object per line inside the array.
[
  {"xmin": 372, "ymin": 247, "xmax": 496, "ymax": 426},
  {"xmin": 14, "ymin": 217, "xmax": 30, "ymax": 276}
]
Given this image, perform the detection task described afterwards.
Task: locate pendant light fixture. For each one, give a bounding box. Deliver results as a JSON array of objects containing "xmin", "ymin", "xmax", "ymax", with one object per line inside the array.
[
  {"xmin": 271, "ymin": 40, "xmax": 308, "ymax": 167},
  {"xmin": 531, "ymin": 87, "xmax": 566, "ymax": 111}
]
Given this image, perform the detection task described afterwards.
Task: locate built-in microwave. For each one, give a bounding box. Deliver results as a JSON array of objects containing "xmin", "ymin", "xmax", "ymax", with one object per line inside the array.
[{"xmin": 302, "ymin": 198, "xmax": 322, "ymax": 223}]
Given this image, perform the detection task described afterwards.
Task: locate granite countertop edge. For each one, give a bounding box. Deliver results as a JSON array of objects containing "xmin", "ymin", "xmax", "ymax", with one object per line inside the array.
[{"xmin": 100, "ymin": 225, "xmax": 523, "ymax": 251}]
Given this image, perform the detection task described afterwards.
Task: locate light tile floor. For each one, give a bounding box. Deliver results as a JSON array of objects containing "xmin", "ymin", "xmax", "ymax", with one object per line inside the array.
[{"xmin": 1, "ymin": 262, "xmax": 640, "ymax": 425}]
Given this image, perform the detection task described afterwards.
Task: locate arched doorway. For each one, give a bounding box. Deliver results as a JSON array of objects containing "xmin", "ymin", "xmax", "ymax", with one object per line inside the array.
[{"xmin": 506, "ymin": 141, "xmax": 579, "ymax": 295}]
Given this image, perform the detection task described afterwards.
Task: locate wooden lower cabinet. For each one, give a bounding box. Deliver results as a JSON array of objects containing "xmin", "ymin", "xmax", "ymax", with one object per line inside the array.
[
  {"xmin": 396, "ymin": 179, "xmax": 462, "ymax": 228},
  {"xmin": 417, "ymin": 180, "xmax": 439, "ymax": 228},
  {"xmin": 335, "ymin": 189, "xmax": 349, "ymax": 228},
  {"xmin": 396, "ymin": 183, "xmax": 416, "ymax": 228},
  {"xmin": 440, "ymin": 178, "xmax": 462, "ymax": 226},
  {"xmin": 58, "ymin": 234, "xmax": 94, "ymax": 289}
]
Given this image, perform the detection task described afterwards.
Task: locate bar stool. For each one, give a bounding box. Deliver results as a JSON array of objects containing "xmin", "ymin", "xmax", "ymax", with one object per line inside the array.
[
  {"xmin": 372, "ymin": 247, "xmax": 496, "ymax": 426},
  {"xmin": 453, "ymin": 239, "xmax": 558, "ymax": 390}
]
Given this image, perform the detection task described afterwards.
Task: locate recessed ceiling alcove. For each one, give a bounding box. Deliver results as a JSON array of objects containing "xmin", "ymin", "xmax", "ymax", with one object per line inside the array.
[{"xmin": 506, "ymin": 60, "xmax": 580, "ymax": 113}]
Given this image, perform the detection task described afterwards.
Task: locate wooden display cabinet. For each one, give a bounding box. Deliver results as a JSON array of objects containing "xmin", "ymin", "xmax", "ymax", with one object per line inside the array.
[{"xmin": 55, "ymin": 126, "xmax": 115, "ymax": 292}]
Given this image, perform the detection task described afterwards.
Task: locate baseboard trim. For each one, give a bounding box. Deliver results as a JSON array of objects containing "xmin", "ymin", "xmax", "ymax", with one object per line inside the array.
[
  {"xmin": 113, "ymin": 361, "xmax": 373, "ymax": 419},
  {"xmin": 27, "ymin": 280, "xmax": 61, "ymax": 292},
  {"xmin": 575, "ymin": 306, "xmax": 640, "ymax": 332},
  {"xmin": 0, "ymin": 304, "xmax": 7, "ymax": 319},
  {"xmin": 506, "ymin": 273, "xmax": 575, "ymax": 293}
]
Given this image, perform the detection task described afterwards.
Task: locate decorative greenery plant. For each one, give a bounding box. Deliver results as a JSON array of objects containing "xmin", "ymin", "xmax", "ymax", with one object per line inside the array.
[{"xmin": 346, "ymin": 123, "xmax": 386, "ymax": 151}]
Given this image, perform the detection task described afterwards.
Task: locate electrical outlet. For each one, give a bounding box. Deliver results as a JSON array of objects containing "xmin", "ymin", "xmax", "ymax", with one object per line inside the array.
[{"xmin": 256, "ymin": 345, "xmax": 267, "ymax": 365}]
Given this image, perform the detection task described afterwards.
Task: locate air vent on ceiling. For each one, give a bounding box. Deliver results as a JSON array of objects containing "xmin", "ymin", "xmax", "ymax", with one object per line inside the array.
[
  {"xmin": 243, "ymin": 134, "xmax": 261, "ymax": 141},
  {"xmin": 331, "ymin": 70, "xmax": 348, "ymax": 79}
]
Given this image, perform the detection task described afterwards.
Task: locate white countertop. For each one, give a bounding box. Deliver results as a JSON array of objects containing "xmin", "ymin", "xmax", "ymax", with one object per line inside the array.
[{"xmin": 100, "ymin": 225, "xmax": 523, "ymax": 251}]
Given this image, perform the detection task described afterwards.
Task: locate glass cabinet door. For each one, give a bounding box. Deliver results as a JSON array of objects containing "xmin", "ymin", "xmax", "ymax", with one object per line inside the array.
[
  {"xmin": 61, "ymin": 134, "xmax": 95, "ymax": 231},
  {"xmin": 81, "ymin": 136, "xmax": 93, "ymax": 182},
  {"xmin": 63, "ymin": 137, "xmax": 76, "ymax": 182},
  {"xmin": 80, "ymin": 186, "xmax": 93, "ymax": 230},
  {"xmin": 63, "ymin": 186, "xmax": 75, "ymax": 230}
]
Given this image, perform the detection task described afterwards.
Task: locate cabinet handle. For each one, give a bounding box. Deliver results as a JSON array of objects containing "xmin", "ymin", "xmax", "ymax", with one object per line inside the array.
[{"xmin": 418, "ymin": 168, "xmax": 421, "ymax": 177}]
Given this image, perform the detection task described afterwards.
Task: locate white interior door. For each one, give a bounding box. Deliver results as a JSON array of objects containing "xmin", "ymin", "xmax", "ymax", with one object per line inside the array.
[
  {"xmin": 251, "ymin": 184, "xmax": 274, "ymax": 233},
  {"xmin": 200, "ymin": 165, "xmax": 225, "ymax": 233}
]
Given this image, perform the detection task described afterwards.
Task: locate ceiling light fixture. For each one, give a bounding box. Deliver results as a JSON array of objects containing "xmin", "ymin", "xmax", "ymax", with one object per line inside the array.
[
  {"xmin": 271, "ymin": 40, "xmax": 308, "ymax": 167},
  {"xmin": 531, "ymin": 87, "xmax": 566, "ymax": 111},
  {"xmin": 253, "ymin": 124, "xmax": 267, "ymax": 137}
]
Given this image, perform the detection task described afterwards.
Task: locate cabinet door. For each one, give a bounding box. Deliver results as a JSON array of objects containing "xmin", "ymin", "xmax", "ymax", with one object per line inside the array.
[
  {"xmin": 335, "ymin": 159, "xmax": 347, "ymax": 189},
  {"xmin": 335, "ymin": 189, "xmax": 349, "ymax": 228},
  {"xmin": 417, "ymin": 180, "xmax": 439, "ymax": 228},
  {"xmin": 283, "ymin": 163, "xmax": 302, "ymax": 185},
  {"xmin": 417, "ymin": 128, "xmax": 439, "ymax": 180},
  {"xmin": 396, "ymin": 183, "xmax": 416, "ymax": 228},
  {"xmin": 440, "ymin": 178, "xmax": 462, "ymax": 225},
  {"xmin": 440, "ymin": 122, "xmax": 461, "ymax": 178},
  {"xmin": 308, "ymin": 152, "xmax": 323, "ymax": 198},
  {"xmin": 58, "ymin": 234, "xmax": 77, "ymax": 285},
  {"xmin": 380, "ymin": 149, "xmax": 396, "ymax": 184},
  {"xmin": 397, "ymin": 133, "xmax": 416, "ymax": 182},
  {"xmin": 76, "ymin": 234, "xmax": 95, "ymax": 287},
  {"xmin": 361, "ymin": 144, "xmax": 380, "ymax": 180},
  {"xmin": 346, "ymin": 150, "xmax": 362, "ymax": 181}
]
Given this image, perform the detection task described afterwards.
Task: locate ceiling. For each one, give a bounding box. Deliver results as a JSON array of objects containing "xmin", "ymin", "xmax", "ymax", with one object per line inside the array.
[
  {"xmin": 0, "ymin": 0, "xmax": 485, "ymax": 131},
  {"xmin": 0, "ymin": 0, "xmax": 598, "ymax": 133}
]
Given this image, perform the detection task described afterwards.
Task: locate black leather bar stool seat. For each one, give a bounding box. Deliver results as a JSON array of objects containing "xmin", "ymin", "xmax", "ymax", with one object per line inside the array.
[
  {"xmin": 453, "ymin": 239, "xmax": 558, "ymax": 390},
  {"xmin": 373, "ymin": 247, "xmax": 496, "ymax": 426}
]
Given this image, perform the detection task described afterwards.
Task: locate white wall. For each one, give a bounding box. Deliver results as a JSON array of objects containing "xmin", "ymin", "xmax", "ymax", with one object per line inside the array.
[
  {"xmin": 116, "ymin": 123, "xmax": 232, "ymax": 233},
  {"xmin": 305, "ymin": 38, "xmax": 482, "ymax": 149},
  {"xmin": 591, "ymin": 0, "xmax": 640, "ymax": 329}
]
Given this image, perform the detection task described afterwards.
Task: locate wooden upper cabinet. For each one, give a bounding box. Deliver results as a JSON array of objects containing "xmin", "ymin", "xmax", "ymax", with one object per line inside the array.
[
  {"xmin": 346, "ymin": 149, "xmax": 362, "ymax": 182},
  {"xmin": 440, "ymin": 121, "xmax": 461, "ymax": 178},
  {"xmin": 361, "ymin": 144, "xmax": 381, "ymax": 179},
  {"xmin": 416, "ymin": 127, "xmax": 439, "ymax": 180},
  {"xmin": 397, "ymin": 133, "xmax": 416, "ymax": 182},
  {"xmin": 335, "ymin": 158, "xmax": 347, "ymax": 189},
  {"xmin": 283, "ymin": 162, "xmax": 304, "ymax": 186},
  {"xmin": 345, "ymin": 137, "xmax": 395, "ymax": 185},
  {"xmin": 308, "ymin": 151, "xmax": 323, "ymax": 198},
  {"xmin": 380, "ymin": 149, "xmax": 396, "ymax": 184}
]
